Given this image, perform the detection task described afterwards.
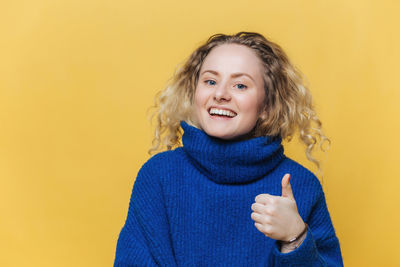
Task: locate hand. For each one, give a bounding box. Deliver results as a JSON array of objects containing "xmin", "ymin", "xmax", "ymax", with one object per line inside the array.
[{"xmin": 251, "ymin": 174, "xmax": 306, "ymax": 242}]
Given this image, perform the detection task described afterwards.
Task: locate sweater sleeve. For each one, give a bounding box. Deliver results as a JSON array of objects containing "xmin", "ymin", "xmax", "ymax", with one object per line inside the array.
[
  {"xmin": 269, "ymin": 183, "xmax": 344, "ymax": 267},
  {"xmin": 114, "ymin": 156, "xmax": 177, "ymax": 267}
]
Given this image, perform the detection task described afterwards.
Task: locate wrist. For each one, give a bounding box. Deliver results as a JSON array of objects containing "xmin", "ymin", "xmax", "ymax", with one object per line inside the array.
[
  {"xmin": 279, "ymin": 222, "xmax": 308, "ymax": 253},
  {"xmin": 279, "ymin": 229, "xmax": 307, "ymax": 253}
]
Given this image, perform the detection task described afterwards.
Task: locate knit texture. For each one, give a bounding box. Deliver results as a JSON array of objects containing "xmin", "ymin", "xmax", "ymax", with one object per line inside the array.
[{"xmin": 114, "ymin": 121, "xmax": 344, "ymax": 266}]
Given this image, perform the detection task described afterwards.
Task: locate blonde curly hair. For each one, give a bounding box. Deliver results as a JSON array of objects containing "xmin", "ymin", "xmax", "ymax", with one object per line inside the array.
[{"xmin": 147, "ymin": 31, "xmax": 330, "ymax": 175}]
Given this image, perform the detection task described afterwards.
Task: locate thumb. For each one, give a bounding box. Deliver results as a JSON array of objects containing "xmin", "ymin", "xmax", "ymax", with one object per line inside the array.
[{"xmin": 281, "ymin": 173, "xmax": 295, "ymax": 200}]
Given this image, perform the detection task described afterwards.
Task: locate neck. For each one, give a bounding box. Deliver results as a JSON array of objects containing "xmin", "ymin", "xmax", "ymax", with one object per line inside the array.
[{"xmin": 180, "ymin": 120, "xmax": 285, "ymax": 184}]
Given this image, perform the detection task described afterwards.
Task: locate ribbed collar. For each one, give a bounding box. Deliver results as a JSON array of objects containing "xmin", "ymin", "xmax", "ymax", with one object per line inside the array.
[{"xmin": 180, "ymin": 121, "xmax": 285, "ymax": 184}]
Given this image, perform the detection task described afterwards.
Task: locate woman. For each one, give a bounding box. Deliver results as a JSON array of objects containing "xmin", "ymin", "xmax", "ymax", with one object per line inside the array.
[{"xmin": 114, "ymin": 31, "xmax": 343, "ymax": 266}]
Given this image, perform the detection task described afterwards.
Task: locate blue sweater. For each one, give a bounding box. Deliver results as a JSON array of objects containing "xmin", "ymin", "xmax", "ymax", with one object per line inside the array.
[{"xmin": 114, "ymin": 121, "xmax": 343, "ymax": 266}]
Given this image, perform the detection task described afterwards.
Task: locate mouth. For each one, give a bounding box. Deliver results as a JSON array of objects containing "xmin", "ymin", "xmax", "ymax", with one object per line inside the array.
[{"xmin": 208, "ymin": 107, "xmax": 237, "ymax": 118}]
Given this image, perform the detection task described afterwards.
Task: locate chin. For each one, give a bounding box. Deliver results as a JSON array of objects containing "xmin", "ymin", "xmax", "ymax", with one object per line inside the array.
[
  {"xmin": 213, "ymin": 135, "xmax": 233, "ymax": 140},
  {"xmin": 206, "ymin": 130, "xmax": 236, "ymax": 140}
]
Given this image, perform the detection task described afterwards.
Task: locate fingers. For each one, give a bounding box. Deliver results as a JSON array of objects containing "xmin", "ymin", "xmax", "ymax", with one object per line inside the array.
[
  {"xmin": 253, "ymin": 193, "xmax": 281, "ymax": 215},
  {"xmin": 281, "ymin": 173, "xmax": 295, "ymax": 200},
  {"xmin": 251, "ymin": 203, "xmax": 265, "ymax": 214},
  {"xmin": 252, "ymin": 176, "xmax": 300, "ymax": 241},
  {"xmin": 254, "ymin": 218, "xmax": 278, "ymax": 238},
  {"xmin": 251, "ymin": 202, "xmax": 277, "ymax": 216},
  {"xmin": 281, "ymin": 173, "xmax": 290, "ymax": 188},
  {"xmin": 251, "ymin": 210, "xmax": 272, "ymax": 224},
  {"xmin": 254, "ymin": 193, "xmax": 279, "ymax": 205},
  {"xmin": 254, "ymin": 222, "xmax": 273, "ymax": 236}
]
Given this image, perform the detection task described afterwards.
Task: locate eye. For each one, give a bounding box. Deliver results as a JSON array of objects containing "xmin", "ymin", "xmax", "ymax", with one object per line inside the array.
[
  {"xmin": 204, "ymin": 80, "xmax": 216, "ymax": 86},
  {"xmin": 235, "ymin": 83, "xmax": 247, "ymax": 90}
]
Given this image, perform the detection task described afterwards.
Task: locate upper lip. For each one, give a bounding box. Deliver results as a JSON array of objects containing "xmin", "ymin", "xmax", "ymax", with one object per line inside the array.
[{"xmin": 208, "ymin": 106, "xmax": 237, "ymax": 115}]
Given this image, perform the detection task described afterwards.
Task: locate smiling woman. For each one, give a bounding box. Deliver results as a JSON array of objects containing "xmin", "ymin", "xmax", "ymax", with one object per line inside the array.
[
  {"xmin": 113, "ymin": 32, "xmax": 344, "ymax": 266},
  {"xmin": 193, "ymin": 44, "xmax": 266, "ymax": 140}
]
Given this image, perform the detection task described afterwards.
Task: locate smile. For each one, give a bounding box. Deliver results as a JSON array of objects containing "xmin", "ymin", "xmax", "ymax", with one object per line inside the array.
[{"xmin": 208, "ymin": 108, "xmax": 237, "ymax": 118}]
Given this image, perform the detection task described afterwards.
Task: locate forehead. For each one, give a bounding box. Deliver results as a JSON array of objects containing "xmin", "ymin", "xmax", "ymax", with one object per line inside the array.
[{"xmin": 200, "ymin": 44, "xmax": 264, "ymax": 75}]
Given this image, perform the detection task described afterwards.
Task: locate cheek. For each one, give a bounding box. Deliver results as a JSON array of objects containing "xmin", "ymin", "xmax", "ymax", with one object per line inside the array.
[
  {"xmin": 257, "ymin": 95, "xmax": 266, "ymax": 113},
  {"xmin": 193, "ymin": 88, "xmax": 206, "ymax": 119},
  {"xmin": 237, "ymin": 94, "xmax": 261, "ymax": 114},
  {"xmin": 194, "ymin": 87, "xmax": 208, "ymax": 108}
]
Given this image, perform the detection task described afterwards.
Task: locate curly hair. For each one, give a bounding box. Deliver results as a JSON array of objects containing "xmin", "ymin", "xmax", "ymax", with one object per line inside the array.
[{"xmin": 147, "ymin": 31, "xmax": 330, "ymax": 176}]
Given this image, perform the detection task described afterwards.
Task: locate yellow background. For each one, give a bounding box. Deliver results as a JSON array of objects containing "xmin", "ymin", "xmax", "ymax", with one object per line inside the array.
[{"xmin": 1, "ymin": 0, "xmax": 399, "ymax": 266}]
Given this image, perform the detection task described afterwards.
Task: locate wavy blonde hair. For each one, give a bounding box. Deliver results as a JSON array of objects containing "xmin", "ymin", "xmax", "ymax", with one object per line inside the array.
[{"xmin": 147, "ymin": 31, "xmax": 330, "ymax": 176}]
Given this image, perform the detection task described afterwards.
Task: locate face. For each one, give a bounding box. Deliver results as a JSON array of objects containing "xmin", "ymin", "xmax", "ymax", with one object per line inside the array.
[{"xmin": 193, "ymin": 43, "xmax": 266, "ymax": 140}]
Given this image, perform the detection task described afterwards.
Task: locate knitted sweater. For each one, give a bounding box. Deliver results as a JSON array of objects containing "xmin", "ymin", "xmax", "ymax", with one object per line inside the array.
[{"xmin": 114, "ymin": 121, "xmax": 343, "ymax": 266}]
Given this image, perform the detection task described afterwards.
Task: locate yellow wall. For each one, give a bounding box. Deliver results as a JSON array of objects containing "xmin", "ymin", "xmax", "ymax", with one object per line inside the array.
[{"xmin": 1, "ymin": 0, "xmax": 399, "ymax": 266}]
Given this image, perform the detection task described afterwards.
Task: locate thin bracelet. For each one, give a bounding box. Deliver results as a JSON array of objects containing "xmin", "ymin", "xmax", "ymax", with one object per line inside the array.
[{"xmin": 281, "ymin": 223, "xmax": 308, "ymax": 244}]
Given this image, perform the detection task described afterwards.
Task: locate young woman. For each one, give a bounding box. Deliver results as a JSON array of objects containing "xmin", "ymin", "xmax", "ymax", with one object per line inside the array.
[{"xmin": 114, "ymin": 32, "xmax": 344, "ymax": 266}]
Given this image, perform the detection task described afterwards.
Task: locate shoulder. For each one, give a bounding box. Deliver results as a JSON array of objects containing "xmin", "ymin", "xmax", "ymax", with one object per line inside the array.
[
  {"xmin": 131, "ymin": 149, "xmax": 181, "ymax": 193},
  {"xmin": 136, "ymin": 147, "xmax": 184, "ymax": 178}
]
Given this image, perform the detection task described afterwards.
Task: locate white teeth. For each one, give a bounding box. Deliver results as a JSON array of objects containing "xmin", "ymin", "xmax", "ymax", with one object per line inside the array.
[{"xmin": 209, "ymin": 108, "xmax": 236, "ymax": 117}]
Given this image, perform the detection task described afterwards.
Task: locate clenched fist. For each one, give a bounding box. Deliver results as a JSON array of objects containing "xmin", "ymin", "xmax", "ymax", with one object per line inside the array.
[{"xmin": 251, "ymin": 174, "xmax": 306, "ymax": 245}]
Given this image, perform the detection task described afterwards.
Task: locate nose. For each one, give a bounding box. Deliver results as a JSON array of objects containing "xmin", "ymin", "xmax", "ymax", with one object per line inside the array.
[{"xmin": 214, "ymin": 81, "xmax": 231, "ymax": 102}]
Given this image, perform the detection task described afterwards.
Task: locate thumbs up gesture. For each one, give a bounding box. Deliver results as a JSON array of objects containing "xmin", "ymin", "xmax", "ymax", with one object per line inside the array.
[{"xmin": 251, "ymin": 174, "xmax": 306, "ymax": 243}]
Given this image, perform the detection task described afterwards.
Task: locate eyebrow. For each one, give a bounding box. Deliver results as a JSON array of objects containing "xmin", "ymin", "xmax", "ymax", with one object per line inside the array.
[{"xmin": 200, "ymin": 70, "xmax": 255, "ymax": 83}]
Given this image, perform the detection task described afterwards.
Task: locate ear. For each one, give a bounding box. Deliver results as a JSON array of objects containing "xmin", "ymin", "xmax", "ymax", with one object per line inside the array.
[{"xmin": 258, "ymin": 110, "xmax": 268, "ymax": 121}]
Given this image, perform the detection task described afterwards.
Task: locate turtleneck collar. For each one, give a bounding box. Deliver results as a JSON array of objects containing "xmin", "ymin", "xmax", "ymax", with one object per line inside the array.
[{"xmin": 180, "ymin": 121, "xmax": 285, "ymax": 184}]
